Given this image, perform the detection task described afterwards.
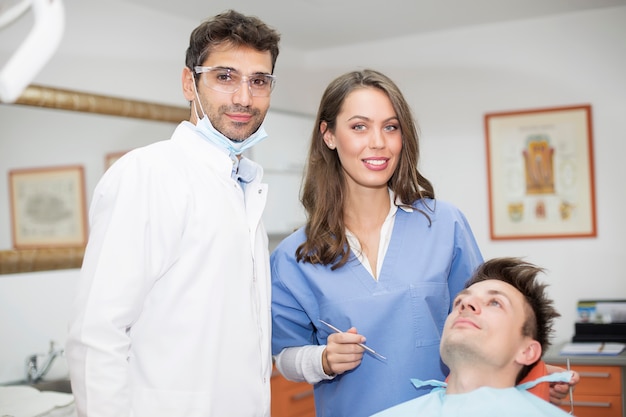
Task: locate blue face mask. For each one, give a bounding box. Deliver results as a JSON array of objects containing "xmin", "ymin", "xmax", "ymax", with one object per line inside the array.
[{"xmin": 191, "ymin": 78, "xmax": 268, "ymax": 156}]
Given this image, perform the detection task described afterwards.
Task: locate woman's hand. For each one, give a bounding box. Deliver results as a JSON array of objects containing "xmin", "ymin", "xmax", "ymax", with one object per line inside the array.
[
  {"xmin": 322, "ymin": 327, "xmax": 365, "ymax": 376},
  {"xmin": 546, "ymin": 363, "xmax": 581, "ymax": 404}
]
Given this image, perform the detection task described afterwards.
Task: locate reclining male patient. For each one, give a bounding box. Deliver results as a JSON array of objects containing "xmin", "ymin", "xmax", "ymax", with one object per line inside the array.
[{"xmin": 372, "ymin": 257, "xmax": 574, "ymax": 416}]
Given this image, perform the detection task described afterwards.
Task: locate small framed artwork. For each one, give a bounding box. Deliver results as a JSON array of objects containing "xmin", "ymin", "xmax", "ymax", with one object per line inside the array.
[
  {"xmin": 8, "ymin": 165, "xmax": 88, "ymax": 249},
  {"xmin": 484, "ymin": 104, "xmax": 596, "ymax": 240},
  {"xmin": 105, "ymin": 150, "xmax": 129, "ymax": 170}
]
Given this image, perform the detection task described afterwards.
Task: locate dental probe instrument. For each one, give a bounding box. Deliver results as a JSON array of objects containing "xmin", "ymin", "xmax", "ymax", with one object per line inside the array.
[
  {"xmin": 319, "ymin": 319, "xmax": 387, "ymax": 360},
  {"xmin": 567, "ymin": 358, "xmax": 574, "ymax": 415}
]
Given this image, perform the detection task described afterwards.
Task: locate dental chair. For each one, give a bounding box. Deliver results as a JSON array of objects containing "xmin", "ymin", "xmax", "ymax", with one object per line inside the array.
[{"xmin": 522, "ymin": 360, "xmax": 550, "ymax": 401}]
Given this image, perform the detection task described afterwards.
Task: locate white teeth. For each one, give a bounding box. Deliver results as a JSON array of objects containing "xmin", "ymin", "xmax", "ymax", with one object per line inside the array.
[{"xmin": 364, "ymin": 159, "xmax": 386, "ymax": 166}]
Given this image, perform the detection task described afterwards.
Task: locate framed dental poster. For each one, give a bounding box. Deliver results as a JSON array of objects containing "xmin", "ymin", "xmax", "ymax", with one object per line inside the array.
[
  {"xmin": 484, "ymin": 104, "xmax": 596, "ymax": 240},
  {"xmin": 8, "ymin": 165, "xmax": 88, "ymax": 249}
]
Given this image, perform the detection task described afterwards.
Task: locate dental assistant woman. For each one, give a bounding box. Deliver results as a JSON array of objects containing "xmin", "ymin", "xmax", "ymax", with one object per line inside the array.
[
  {"xmin": 66, "ymin": 11, "xmax": 281, "ymax": 417},
  {"xmin": 271, "ymin": 70, "xmax": 483, "ymax": 417}
]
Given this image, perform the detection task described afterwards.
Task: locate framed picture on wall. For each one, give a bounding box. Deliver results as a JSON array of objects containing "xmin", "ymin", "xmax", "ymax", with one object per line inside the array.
[
  {"xmin": 105, "ymin": 150, "xmax": 129, "ymax": 170},
  {"xmin": 8, "ymin": 165, "xmax": 88, "ymax": 249},
  {"xmin": 484, "ymin": 104, "xmax": 596, "ymax": 240}
]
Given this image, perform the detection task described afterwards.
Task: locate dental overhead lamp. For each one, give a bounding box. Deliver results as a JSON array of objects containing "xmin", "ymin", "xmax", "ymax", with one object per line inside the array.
[{"xmin": 0, "ymin": 0, "xmax": 65, "ymax": 103}]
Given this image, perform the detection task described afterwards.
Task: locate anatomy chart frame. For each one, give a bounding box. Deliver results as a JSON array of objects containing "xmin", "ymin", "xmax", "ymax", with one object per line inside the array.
[
  {"xmin": 485, "ymin": 104, "xmax": 596, "ymax": 240},
  {"xmin": 8, "ymin": 165, "xmax": 88, "ymax": 249}
]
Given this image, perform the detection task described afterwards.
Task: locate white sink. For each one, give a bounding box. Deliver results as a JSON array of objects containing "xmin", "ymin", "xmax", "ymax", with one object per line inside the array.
[{"xmin": 0, "ymin": 384, "xmax": 75, "ymax": 417}]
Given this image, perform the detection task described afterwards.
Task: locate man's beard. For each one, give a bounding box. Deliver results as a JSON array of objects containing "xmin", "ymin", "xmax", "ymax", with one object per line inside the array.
[{"xmin": 212, "ymin": 104, "xmax": 262, "ymax": 142}]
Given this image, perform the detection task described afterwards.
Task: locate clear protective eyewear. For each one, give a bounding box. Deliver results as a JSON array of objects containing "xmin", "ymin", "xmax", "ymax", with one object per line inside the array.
[{"xmin": 194, "ymin": 66, "xmax": 276, "ymax": 97}]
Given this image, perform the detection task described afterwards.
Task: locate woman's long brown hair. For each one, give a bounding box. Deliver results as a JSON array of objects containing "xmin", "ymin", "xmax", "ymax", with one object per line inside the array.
[{"xmin": 296, "ymin": 69, "xmax": 435, "ymax": 270}]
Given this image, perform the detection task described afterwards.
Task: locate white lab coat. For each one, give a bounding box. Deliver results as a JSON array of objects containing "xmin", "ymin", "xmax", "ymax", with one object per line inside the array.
[{"xmin": 66, "ymin": 122, "xmax": 272, "ymax": 417}]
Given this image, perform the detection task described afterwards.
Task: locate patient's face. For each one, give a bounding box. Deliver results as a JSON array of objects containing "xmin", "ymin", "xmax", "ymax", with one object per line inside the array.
[{"xmin": 441, "ymin": 279, "xmax": 531, "ymax": 369}]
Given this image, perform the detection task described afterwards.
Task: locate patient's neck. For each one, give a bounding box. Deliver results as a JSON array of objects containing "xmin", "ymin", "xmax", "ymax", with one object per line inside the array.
[{"xmin": 445, "ymin": 363, "xmax": 519, "ymax": 394}]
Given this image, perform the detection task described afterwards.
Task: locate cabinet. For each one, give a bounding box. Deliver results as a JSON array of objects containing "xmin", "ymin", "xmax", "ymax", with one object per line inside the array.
[
  {"xmin": 271, "ymin": 367, "xmax": 315, "ymax": 417},
  {"xmin": 551, "ymin": 364, "xmax": 623, "ymax": 417}
]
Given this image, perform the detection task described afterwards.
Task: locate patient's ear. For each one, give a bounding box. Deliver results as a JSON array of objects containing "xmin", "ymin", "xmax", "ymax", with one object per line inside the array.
[{"xmin": 516, "ymin": 339, "xmax": 542, "ymax": 365}]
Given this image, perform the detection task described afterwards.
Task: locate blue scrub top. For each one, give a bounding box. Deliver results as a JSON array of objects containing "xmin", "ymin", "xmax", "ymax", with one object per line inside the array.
[{"xmin": 271, "ymin": 199, "xmax": 483, "ymax": 417}]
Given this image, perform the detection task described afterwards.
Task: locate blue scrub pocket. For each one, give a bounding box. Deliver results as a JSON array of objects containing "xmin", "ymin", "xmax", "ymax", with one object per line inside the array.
[{"xmin": 409, "ymin": 282, "xmax": 449, "ymax": 347}]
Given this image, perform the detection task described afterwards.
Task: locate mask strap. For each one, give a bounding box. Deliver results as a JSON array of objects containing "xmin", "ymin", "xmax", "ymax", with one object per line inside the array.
[{"xmin": 190, "ymin": 72, "xmax": 206, "ymax": 120}]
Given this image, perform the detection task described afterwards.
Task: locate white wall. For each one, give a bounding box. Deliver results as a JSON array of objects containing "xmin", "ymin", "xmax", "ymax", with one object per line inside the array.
[{"xmin": 1, "ymin": 2, "xmax": 625, "ymax": 383}]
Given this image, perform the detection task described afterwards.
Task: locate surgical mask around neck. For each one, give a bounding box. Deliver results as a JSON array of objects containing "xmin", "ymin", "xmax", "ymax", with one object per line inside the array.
[{"xmin": 191, "ymin": 78, "xmax": 268, "ymax": 156}]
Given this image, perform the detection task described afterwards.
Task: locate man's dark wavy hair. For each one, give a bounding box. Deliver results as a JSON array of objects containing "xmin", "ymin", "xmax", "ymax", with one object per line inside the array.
[{"xmin": 185, "ymin": 9, "xmax": 281, "ymax": 82}]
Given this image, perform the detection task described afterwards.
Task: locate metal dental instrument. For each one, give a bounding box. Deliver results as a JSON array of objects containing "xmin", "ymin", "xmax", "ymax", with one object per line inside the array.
[
  {"xmin": 567, "ymin": 358, "xmax": 574, "ymax": 415},
  {"xmin": 319, "ymin": 319, "xmax": 387, "ymax": 360}
]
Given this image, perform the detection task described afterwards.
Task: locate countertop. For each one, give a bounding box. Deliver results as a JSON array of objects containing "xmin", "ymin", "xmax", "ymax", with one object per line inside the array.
[{"xmin": 544, "ymin": 342, "xmax": 626, "ymax": 367}]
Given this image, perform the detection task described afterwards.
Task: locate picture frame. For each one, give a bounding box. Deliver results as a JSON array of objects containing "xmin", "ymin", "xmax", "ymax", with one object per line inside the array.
[
  {"xmin": 484, "ymin": 104, "xmax": 596, "ymax": 240},
  {"xmin": 8, "ymin": 165, "xmax": 88, "ymax": 249},
  {"xmin": 105, "ymin": 150, "xmax": 129, "ymax": 170}
]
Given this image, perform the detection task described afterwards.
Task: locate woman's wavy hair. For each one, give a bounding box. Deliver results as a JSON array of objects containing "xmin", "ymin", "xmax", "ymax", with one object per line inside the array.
[{"xmin": 296, "ymin": 69, "xmax": 434, "ymax": 269}]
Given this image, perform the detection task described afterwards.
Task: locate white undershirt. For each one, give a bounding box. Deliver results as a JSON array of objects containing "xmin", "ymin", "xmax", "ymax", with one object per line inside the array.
[{"xmin": 346, "ymin": 202, "xmax": 398, "ymax": 280}]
